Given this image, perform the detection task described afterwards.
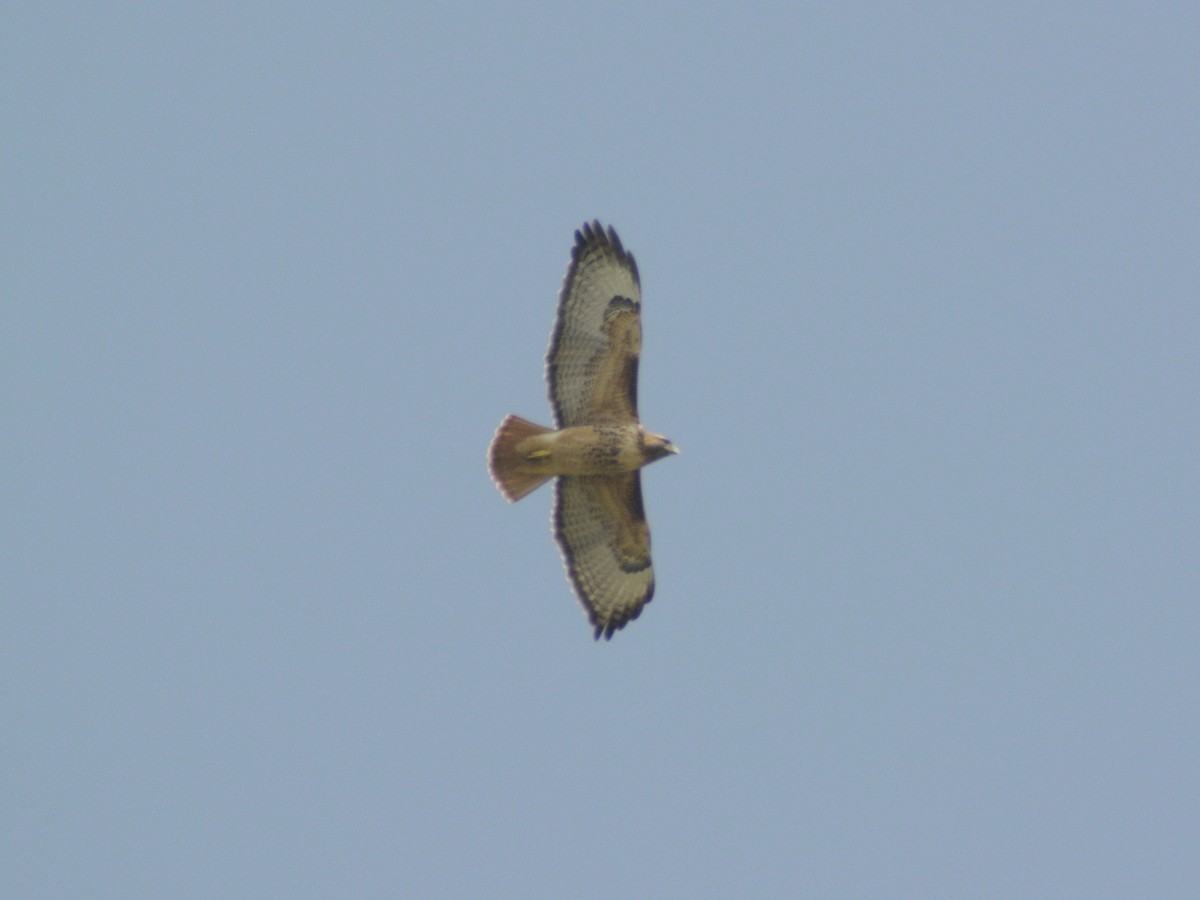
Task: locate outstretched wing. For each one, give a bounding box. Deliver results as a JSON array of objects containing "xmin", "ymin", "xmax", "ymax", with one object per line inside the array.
[
  {"xmin": 547, "ymin": 222, "xmax": 642, "ymax": 428},
  {"xmin": 553, "ymin": 473, "xmax": 654, "ymax": 640}
]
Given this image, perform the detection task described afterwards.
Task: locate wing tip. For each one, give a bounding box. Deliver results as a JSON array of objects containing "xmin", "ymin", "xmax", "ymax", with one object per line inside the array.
[
  {"xmin": 590, "ymin": 589, "xmax": 653, "ymax": 641},
  {"xmin": 573, "ymin": 220, "xmax": 639, "ymax": 284}
]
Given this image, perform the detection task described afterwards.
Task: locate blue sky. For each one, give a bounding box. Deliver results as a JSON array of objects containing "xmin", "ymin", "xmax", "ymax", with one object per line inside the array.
[{"xmin": 5, "ymin": 4, "xmax": 1199, "ymax": 897}]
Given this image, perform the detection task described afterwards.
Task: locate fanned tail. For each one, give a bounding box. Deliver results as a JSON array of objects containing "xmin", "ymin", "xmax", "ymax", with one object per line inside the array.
[{"xmin": 488, "ymin": 415, "xmax": 554, "ymax": 502}]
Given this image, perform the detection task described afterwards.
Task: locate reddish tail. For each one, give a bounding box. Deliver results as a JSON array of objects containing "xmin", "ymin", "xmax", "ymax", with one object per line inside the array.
[{"xmin": 488, "ymin": 415, "xmax": 554, "ymax": 502}]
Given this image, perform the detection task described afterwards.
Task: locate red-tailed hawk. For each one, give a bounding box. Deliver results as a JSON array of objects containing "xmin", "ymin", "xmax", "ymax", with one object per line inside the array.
[{"xmin": 489, "ymin": 222, "xmax": 677, "ymax": 639}]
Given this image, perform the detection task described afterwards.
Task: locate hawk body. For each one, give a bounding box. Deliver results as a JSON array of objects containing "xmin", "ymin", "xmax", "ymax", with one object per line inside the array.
[{"xmin": 489, "ymin": 222, "xmax": 676, "ymax": 639}]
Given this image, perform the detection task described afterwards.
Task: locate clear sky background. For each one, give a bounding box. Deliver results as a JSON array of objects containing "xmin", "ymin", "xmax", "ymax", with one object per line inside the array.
[{"xmin": 5, "ymin": 4, "xmax": 1198, "ymax": 897}]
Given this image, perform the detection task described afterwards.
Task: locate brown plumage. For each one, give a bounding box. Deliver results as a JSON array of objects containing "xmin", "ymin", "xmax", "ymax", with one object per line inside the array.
[
  {"xmin": 489, "ymin": 415, "xmax": 554, "ymax": 501},
  {"xmin": 488, "ymin": 222, "xmax": 677, "ymax": 639}
]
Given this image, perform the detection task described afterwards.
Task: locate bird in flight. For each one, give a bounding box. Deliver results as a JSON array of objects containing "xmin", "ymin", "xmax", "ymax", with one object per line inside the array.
[{"xmin": 489, "ymin": 221, "xmax": 677, "ymax": 639}]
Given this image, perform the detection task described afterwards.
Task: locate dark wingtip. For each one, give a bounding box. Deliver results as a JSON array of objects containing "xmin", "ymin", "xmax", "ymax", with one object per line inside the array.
[
  {"xmin": 592, "ymin": 615, "xmax": 617, "ymax": 641},
  {"xmin": 591, "ymin": 617, "xmax": 620, "ymax": 641},
  {"xmin": 575, "ymin": 219, "xmax": 623, "ymax": 253},
  {"xmin": 575, "ymin": 219, "xmax": 608, "ymax": 251},
  {"xmin": 572, "ymin": 220, "xmax": 638, "ymax": 285}
]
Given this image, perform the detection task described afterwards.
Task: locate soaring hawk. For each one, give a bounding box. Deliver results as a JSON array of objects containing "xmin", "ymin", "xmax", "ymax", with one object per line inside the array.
[{"xmin": 489, "ymin": 221, "xmax": 677, "ymax": 639}]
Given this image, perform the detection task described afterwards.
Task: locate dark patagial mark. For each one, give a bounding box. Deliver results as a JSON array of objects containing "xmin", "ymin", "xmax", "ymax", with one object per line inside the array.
[{"xmin": 606, "ymin": 295, "xmax": 639, "ymax": 315}]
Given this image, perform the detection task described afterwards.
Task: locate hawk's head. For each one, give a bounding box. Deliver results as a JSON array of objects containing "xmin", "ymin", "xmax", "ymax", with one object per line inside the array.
[{"xmin": 640, "ymin": 430, "xmax": 679, "ymax": 465}]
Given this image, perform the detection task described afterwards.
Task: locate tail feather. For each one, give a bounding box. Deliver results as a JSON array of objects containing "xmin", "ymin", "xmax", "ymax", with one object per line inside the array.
[{"xmin": 489, "ymin": 415, "xmax": 554, "ymax": 502}]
